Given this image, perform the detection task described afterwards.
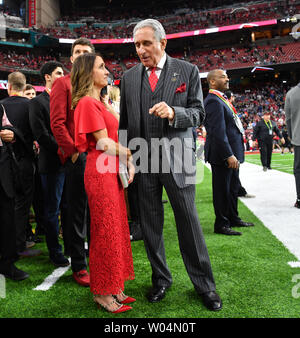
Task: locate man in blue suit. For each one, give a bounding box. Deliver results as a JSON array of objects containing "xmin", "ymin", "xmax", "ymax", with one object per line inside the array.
[{"xmin": 204, "ymin": 69, "xmax": 254, "ymax": 235}]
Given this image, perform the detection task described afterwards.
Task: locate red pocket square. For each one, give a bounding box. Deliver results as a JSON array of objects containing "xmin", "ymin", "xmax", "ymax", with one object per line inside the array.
[{"xmin": 175, "ymin": 83, "xmax": 186, "ymax": 93}]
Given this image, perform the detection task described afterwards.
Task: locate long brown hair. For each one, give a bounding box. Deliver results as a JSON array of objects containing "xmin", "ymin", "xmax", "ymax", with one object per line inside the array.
[{"xmin": 71, "ymin": 53, "xmax": 97, "ymax": 109}]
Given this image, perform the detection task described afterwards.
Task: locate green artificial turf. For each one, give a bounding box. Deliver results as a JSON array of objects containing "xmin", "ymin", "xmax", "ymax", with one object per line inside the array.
[{"xmin": 1, "ymin": 160, "xmax": 300, "ymax": 318}]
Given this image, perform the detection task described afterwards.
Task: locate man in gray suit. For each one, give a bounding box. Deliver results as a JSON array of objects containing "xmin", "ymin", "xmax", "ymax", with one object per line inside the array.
[
  {"xmin": 285, "ymin": 83, "xmax": 300, "ymax": 208},
  {"xmin": 119, "ymin": 19, "xmax": 222, "ymax": 311}
]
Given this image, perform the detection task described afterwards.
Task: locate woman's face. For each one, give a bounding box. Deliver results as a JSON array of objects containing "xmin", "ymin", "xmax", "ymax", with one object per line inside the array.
[{"xmin": 92, "ymin": 56, "xmax": 109, "ymax": 90}]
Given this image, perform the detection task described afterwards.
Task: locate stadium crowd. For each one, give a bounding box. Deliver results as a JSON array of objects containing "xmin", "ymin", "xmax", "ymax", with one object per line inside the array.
[{"xmin": 38, "ymin": 0, "xmax": 300, "ymax": 40}]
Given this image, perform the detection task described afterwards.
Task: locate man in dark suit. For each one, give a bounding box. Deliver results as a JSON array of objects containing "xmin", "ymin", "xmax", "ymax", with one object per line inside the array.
[
  {"xmin": 253, "ymin": 112, "xmax": 285, "ymax": 171},
  {"xmin": 119, "ymin": 19, "xmax": 222, "ymax": 311},
  {"xmin": 204, "ymin": 69, "xmax": 254, "ymax": 236},
  {"xmin": 50, "ymin": 38, "xmax": 95, "ymax": 286},
  {"xmin": 29, "ymin": 61, "xmax": 69, "ymax": 267},
  {"xmin": 1, "ymin": 72, "xmax": 41, "ymax": 258},
  {"xmin": 0, "ymin": 103, "xmax": 29, "ymax": 280}
]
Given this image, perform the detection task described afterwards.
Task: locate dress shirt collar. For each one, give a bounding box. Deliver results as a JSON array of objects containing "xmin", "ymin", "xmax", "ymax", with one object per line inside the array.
[
  {"xmin": 212, "ymin": 89, "xmax": 227, "ymax": 98},
  {"xmin": 146, "ymin": 52, "xmax": 167, "ymax": 72}
]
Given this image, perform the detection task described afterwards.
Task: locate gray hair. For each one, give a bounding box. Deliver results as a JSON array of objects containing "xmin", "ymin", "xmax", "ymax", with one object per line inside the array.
[{"xmin": 133, "ymin": 19, "xmax": 166, "ymax": 42}]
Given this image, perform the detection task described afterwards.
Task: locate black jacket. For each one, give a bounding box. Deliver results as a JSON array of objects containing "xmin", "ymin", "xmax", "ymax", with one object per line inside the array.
[
  {"xmin": 253, "ymin": 118, "xmax": 282, "ymax": 143},
  {"xmin": 0, "ymin": 96, "xmax": 34, "ymax": 161},
  {"xmin": 29, "ymin": 91, "xmax": 61, "ymax": 173},
  {"xmin": 0, "ymin": 105, "xmax": 30, "ymax": 198},
  {"xmin": 204, "ymin": 92, "xmax": 244, "ymax": 165}
]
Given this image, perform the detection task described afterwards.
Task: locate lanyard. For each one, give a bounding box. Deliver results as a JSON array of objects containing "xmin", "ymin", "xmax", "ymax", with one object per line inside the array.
[
  {"xmin": 10, "ymin": 92, "xmax": 23, "ymax": 97},
  {"xmin": 209, "ymin": 89, "xmax": 237, "ymax": 115},
  {"xmin": 209, "ymin": 89, "xmax": 244, "ymax": 135},
  {"xmin": 44, "ymin": 87, "xmax": 51, "ymax": 95},
  {"xmin": 264, "ymin": 119, "xmax": 272, "ymax": 130}
]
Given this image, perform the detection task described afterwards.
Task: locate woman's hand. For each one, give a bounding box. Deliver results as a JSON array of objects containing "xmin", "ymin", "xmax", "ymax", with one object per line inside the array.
[
  {"xmin": 127, "ymin": 160, "xmax": 135, "ymax": 184},
  {"xmin": 119, "ymin": 145, "xmax": 132, "ymax": 165}
]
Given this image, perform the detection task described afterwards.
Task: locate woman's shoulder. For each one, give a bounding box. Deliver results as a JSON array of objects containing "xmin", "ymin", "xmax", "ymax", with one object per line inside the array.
[
  {"xmin": 78, "ymin": 96, "xmax": 99, "ymax": 104},
  {"xmin": 77, "ymin": 96, "xmax": 104, "ymax": 109}
]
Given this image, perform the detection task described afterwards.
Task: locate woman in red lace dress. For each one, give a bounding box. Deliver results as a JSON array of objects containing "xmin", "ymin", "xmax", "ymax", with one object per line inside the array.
[{"xmin": 71, "ymin": 53, "xmax": 135, "ymax": 314}]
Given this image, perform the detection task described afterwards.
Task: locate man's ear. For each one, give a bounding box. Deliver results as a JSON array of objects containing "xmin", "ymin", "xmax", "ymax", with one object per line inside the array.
[
  {"xmin": 45, "ymin": 74, "xmax": 51, "ymax": 84},
  {"xmin": 160, "ymin": 38, "xmax": 167, "ymax": 51},
  {"xmin": 70, "ymin": 55, "xmax": 74, "ymax": 64},
  {"xmin": 7, "ymin": 83, "xmax": 12, "ymax": 94}
]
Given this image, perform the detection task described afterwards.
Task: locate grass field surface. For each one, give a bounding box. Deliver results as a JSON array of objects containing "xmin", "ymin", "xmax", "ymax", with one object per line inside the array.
[
  {"xmin": 1, "ymin": 153, "xmax": 299, "ymax": 319},
  {"xmin": 245, "ymin": 151, "xmax": 294, "ymax": 174}
]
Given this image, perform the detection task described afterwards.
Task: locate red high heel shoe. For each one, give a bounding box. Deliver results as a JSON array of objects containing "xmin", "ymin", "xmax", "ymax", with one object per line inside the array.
[
  {"xmin": 115, "ymin": 290, "xmax": 136, "ymax": 304},
  {"xmin": 94, "ymin": 296, "xmax": 132, "ymax": 314},
  {"xmin": 119, "ymin": 296, "xmax": 136, "ymax": 304}
]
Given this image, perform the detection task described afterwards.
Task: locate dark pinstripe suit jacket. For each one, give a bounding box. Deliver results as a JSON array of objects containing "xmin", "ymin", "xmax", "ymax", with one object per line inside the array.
[{"xmin": 119, "ymin": 54, "xmax": 205, "ymax": 188}]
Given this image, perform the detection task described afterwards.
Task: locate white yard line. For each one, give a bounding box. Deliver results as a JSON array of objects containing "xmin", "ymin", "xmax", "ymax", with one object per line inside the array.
[
  {"xmin": 238, "ymin": 162, "xmax": 300, "ymax": 265},
  {"xmin": 205, "ymin": 161, "xmax": 300, "ymax": 266},
  {"xmin": 33, "ymin": 259, "xmax": 71, "ymax": 291},
  {"xmin": 33, "ymin": 242, "xmax": 89, "ymax": 291}
]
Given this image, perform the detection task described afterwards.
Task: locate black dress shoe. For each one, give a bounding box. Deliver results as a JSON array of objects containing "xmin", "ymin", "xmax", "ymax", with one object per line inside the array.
[
  {"xmin": 200, "ymin": 291, "xmax": 222, "ymax": 311},
  {"xmin": 232, "ymin": 220, "xmax": 254, "ymax": 227},
  {"xmin": 129, "ymin": 222, "xmax": 143, "ymax": 241},
  {"xmin": 0, "ymin": 264, "xmax": 29, "ymax": 281},
  {"xmin": 214, "ymin": 227, "xmax": 242, "ymax": 235},
  {"xmin": 147, "ymin": 286, "xmax": 170, "ymax": 303}
]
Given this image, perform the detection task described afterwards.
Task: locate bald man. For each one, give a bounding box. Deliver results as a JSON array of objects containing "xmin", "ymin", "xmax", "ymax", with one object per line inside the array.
[{"xmin": 204, "ymin": 69, "xmax": 254, "ymax": 236}]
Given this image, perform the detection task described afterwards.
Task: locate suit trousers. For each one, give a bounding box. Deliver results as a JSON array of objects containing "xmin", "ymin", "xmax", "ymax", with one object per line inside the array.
[
  {"xmin": 211, "ymin": 164, "xmax": 241, "ymax": 230},
  {"xmin": 15, "ymin": 157, "xmax": 35, "ymax": 252},
  {"xmin": 0, "ymin": 183, "xmax": 17, "ymax": 267},
  {"xmin": 30, "ymin": 162, "xmax": 45, "ymax": 235},
  {"xmin": 137, "ymin": 172, "xmax": 216, "ymax": 294},
  {"xmin": 259, "ymin": 139, "xmax": 273, "ymax": 168},
  {"xmin": 294, "ymin": 145, "xmax": 300, "ymax": 200},
  {"xmin": 40, "ymin": 171, "xmax": 65, "ymax": 257},
  {"xmin": 64, "ymin": 153, "xmax": 90, "ymax": 272}
]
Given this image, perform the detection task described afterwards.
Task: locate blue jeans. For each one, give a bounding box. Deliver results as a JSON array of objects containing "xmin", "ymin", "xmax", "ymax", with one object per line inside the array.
[{"xmin": 40, "ymin": 171, "xmax": 65, "ymax": 256}]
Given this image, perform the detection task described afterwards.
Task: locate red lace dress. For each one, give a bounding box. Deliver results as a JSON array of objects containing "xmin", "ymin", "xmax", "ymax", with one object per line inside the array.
[{"xmin": 74, "ymin": 96, "xmax": 134, "ymax": 296}]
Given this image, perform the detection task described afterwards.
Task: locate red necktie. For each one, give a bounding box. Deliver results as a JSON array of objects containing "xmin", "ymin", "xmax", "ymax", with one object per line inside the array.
[{"xmin": 149, "ymin": 67, "xmax": 158, "ymax": 92}]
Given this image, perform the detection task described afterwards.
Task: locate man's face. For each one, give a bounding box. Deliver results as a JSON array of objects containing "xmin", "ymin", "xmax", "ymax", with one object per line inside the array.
[
  {"xmin": 211, "ymin": 70, "xmax": 229, "ymax": 92},
  {"xmin": 23, "ymin": 89, "xmax": 36, "ymax": 99},
  {"xmin": 263, "ymin": 114, "xmax": 271, "ymax": 121},
  {"xmin": 70, "ymin": 44, "xmax": 93, "ymax": 63},
  {"xmin": 48, "ymin": 67, "xmax": 64, "ymax": 87},
  {"xmin": 134, "ymin": 27, "xmax": 166, "ymax": 68}
]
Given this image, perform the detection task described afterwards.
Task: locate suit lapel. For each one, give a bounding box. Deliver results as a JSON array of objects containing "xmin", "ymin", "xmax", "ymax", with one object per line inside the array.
[
  {"xmin": 162, "ymin": 55, "xmax": 181, "ymax": 107},
  {"xmin": 131, "ymin": 63, "xmax": 143, "ymax": 135},
  {"xmin": 133, "ymin": 63, "xmax": 143, "ymax": 107}
]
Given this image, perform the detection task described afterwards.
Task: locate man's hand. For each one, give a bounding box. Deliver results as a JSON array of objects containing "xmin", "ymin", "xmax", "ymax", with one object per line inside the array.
[
  {"xmin": 227, "ymin": 155, "xmax": 240, "ymax": 170},
  {"xmin": 149, "ymin": 101, "xmax": 175, "ymax": 121},
  {"xmin": 280, "ymin": 137, "xmax": 285, "ymax": 145},
  {"xmin": 0, "ymin": 129, "xmax": 15, "ymax": 143},
  {"xmin": 71, "ymin": 152, "xmax": 79, "ymax": 164}
]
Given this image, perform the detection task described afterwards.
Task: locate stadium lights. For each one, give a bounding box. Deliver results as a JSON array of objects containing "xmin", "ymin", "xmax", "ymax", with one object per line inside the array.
[
  {"xmin": 251, "ymin": 66, "xmax": 274, "ymax": 73},
  {"xmin": 280, "ymin": 17, "xmax": 298, "ymax": 23}
]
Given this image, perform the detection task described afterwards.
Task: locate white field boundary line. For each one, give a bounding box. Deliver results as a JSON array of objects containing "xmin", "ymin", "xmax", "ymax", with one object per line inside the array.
[
  {"xmin": 204, "ymin": 161, "xmax": 300, "ymax": 268},
  {"xmin": 33, "ymin": 243, "xmax": 89, "ymax": 291},
  {"xmin": 33, "ymin": 258, "xmax": 71, "ymax": 291}
]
